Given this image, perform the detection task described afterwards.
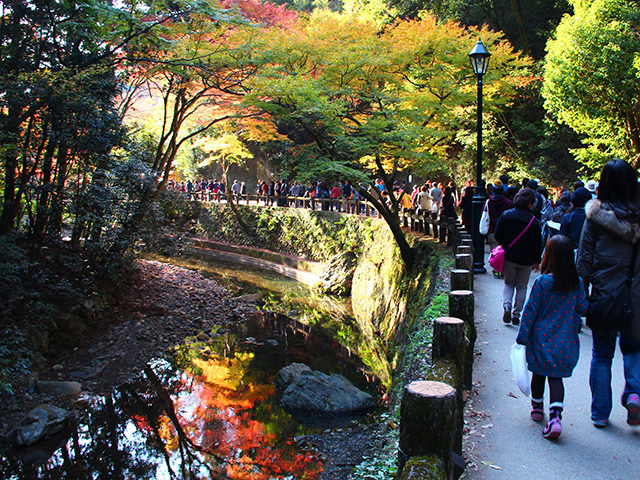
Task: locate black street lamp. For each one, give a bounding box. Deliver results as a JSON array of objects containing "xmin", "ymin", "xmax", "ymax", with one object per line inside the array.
[{"xmin": 469, "ymin": 40, "xmax": 491, "ymax": 274}]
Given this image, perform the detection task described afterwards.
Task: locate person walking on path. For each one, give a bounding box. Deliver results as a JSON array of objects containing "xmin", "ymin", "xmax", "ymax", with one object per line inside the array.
[
  {"xmin": 516, "ymin": 235, "xmax": 588, "ymax": 439},
  {"xmin": 559, "ymin": 187, "xmax": 591, "ymax": 249},
  {"xmin": 576, "ymin": 158, "xmax": 640, "ymax": 429},
  {"xmin": 494, "ymin": 188, "xmax": 543, "ymax": 325}
]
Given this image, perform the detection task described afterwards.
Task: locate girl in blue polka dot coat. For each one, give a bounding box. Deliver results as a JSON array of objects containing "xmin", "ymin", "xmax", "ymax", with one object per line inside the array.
[{"xmin": 516, "ymin": 235, "xmax": 588, "ymax": 439}]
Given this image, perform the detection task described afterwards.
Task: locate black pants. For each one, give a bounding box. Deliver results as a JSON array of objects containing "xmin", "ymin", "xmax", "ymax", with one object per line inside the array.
[{"xmin": 531, "ymin": 373, "xmax": 564, "ymax": 404}]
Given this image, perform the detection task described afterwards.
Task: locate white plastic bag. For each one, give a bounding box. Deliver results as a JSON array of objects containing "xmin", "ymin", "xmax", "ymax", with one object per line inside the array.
[
  {"xmin": 479, "ymin": 201, "xmax": 490, "ymax": 235},
  {"xmin": 510, "ymin": 343, "xmax": 530, "ymax": 396}
]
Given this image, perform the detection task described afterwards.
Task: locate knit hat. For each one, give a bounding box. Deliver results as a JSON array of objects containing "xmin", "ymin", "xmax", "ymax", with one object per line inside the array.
[
  {"xmin": 585, "ymin": 180, "xmax": 598, "ymax": 194},
  {"xmin": 514, "ymin": 187, "xmax": 536, "ymax": 208},
  {"xmin": 571, "ymin": 187, "xmax": 592, "ymax": 208}
]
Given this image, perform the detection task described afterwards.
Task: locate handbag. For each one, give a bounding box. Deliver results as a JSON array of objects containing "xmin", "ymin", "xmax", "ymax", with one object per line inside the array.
[
  {"xmin": 488, "ymin": 215, "xmax": 536, "ymax": 273},
  {"xmin": 510, "ymin": 343, "xmax": 530, "ymax": 396},
  {"xmin": 586, "ymin": 241, "xmax": 639, "ymax": 331},
  {"xmin": 479, "ymin": 200, "xmax": 490, "ymax": 235}
]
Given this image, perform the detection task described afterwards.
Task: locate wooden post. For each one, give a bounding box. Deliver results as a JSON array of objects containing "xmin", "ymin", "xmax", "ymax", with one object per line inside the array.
[
  {"xmin": 433, "ymin": 317, "xmax": 465, "ymax": 366},
  {"xmin": 455, "ymin": 253, "xmax": 473, "ymax": 272},
  {"xmin": 439, "ymin": 219, "xmax": 447, "ymax": 243},
  {"xmin": 448, "ymin": 290, "xmax": 476, "ymax": 389},
  {"xmin": 456, "ymin": 245, "xmax": 472, "ymax": 256},
  {"xmin": 399, "ymin": 381, "xmax": 456, "ymax": 479},
  {"xmin": 450, "ymin": 269, "xmax": 473, "ymax": 291}
]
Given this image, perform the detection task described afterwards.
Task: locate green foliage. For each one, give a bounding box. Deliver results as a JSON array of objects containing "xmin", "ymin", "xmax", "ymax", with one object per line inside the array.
[
  {"xmin": 543, "ymin": 0, "xmax": 640, "ymax": 172},
  {"xmin": 353, "ymin": 451, "xmax": 399, "ymax": 479}
]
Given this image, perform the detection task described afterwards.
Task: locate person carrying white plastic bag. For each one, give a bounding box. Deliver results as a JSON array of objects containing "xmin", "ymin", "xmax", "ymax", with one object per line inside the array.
[{"xmin": 515, "ymin": 235, "xmax": 587, "ymax": 440}]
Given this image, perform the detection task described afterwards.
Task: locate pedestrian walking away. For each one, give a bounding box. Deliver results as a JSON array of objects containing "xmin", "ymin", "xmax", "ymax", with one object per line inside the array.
[
  {"xmin": 576, "ymin": 158, "xmax": 640, "ymax": 429},
  {"xmin": 516, "ymin": 235, "xmax": 588, "ymax": 439},
  {"xmin": 494, "ymin": 188, "xmax": 543, "ymax": 326}
]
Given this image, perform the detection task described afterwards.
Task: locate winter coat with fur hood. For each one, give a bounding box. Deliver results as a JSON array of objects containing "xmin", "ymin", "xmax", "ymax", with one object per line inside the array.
[{"xmin": 576, "ymin": 199, "xmax": 640, "ymax": 339}]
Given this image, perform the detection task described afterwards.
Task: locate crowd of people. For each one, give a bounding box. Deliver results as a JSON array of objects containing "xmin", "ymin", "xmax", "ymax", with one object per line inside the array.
[{"xmin": 488, "ymin": 160, "xmax": 639, "ymax": 442}]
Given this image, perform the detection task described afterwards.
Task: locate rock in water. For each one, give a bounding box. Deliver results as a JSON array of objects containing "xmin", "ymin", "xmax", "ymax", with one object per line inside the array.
[
  {"xmin": 36, "ymin": 380, "xmax": 81, "ymax": 396},
  {"xmin": 7, "ymin": 404, "xmax": 69, "ymax": 447},
  {"xmin": 276, "ymin": 363, "xmax": 374, "ymax": 414},
  {"xmin": 273, "ymin": 362, "xmax": 313, "ymax": 390}
]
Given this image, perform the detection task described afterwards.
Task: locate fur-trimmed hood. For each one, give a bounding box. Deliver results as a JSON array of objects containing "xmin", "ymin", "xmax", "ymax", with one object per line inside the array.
[{"xmin": 585, "ymin": 199, "xmax": 640, "ymax": 243}]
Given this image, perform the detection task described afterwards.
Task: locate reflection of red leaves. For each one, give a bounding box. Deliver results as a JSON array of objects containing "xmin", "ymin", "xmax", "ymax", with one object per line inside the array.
[{"xmin": 167, "ymin": 361, "xmax": 323, "ymax": 479}]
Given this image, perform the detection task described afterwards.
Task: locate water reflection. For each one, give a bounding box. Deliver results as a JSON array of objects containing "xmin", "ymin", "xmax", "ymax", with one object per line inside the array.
[
  {"xmin": 1, "ymin": 256, "xmax": 383, "ymax": 478},
  {"xmin": 1, "ymin": 311, "xmax": 383, "ymax": 479}
]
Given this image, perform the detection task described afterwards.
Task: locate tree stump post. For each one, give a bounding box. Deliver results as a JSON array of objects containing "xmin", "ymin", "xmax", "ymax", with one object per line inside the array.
[
  {"xmin": 399, "ymin": 381, "xmax": 457, "ymax": 479},
  {"xmin": 424, "ymin": 216, "xmax": 431, "ymax": 236},
  {"xmin": 456, "ymin": 245, "xmax": 472, "ymax": 256},
  {"xmin": 455, "ymin": 253, "xmax": 473, "ymax": 272},
  {"xmin": 432, "ymin": 317, "xmax": 466, "ymax": 454},
  {"xmin": 450, "ymin": 269, "xmax": 473, "ymax": 292},
  {"xmin": 447, "ymin": 223, "xmax": 457, "ymax": 247},
  {"xmin": 432, "ymin": 317, "xmax": 466, "ymax": 367},
  {"xmin": 439, "ymin": 219, "xmax": 448, "ymax": 243},
  {"xmin": 448, "ymin": 290, "xmax": 476, "ymax": 389}
]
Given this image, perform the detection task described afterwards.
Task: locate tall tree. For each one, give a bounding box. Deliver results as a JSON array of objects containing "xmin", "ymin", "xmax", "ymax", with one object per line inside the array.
[
  {"xmin": 543, "ymin": 0, "xmax": 640, "ymax": 172},
  {"xmin": 0, "ymin": 0, "xmax": 195, "ymax": 241},
  {"xmin": 244, "ymin": 11, "xmax": 530, "ymax": 267}
]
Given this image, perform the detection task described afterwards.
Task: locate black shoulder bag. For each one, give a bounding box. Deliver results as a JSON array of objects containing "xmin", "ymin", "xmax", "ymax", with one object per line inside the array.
[{"xmin": 586, "ymin": 240, "xmax": 639, "ymax": 331}]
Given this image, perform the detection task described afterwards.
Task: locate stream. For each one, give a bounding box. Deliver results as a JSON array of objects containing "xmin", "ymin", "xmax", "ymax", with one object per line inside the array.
[{"xmin": 1, "ymin": 256, "xmax": 382, "ymax": 479}]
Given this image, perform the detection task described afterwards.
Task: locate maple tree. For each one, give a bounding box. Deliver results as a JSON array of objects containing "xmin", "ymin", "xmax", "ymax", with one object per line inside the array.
[{"xmin": 242, "ymin": 11, "xmax": 531, "ymax": 267}]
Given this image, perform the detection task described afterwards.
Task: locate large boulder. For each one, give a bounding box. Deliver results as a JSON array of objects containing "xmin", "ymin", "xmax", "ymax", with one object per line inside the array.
[
  {"xmin": 6, "ymin": 404, "xmax": 69, "ymax": 447},
  {"xmin": 275, "ymin": 363, "xmax": 374, "ymax": 414}
]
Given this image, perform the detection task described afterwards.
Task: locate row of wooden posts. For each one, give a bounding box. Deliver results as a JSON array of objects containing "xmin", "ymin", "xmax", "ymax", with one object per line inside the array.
[{"xmin": 397, "ymin": 222, "xmax": 476, "ymax": 480}]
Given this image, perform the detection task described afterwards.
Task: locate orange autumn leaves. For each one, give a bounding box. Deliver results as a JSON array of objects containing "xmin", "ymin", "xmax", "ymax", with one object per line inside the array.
[{"xmin": 155, "ymin": 350, "xmax": 323, "ymax": 479}]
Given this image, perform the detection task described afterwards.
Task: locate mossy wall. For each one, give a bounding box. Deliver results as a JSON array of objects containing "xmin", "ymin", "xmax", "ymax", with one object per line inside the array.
[
  {"xmin": 197, "ymin": 204, "xmax": 373, "ymax": 263},
  {"xmin": 197, "ymin": 204, "xmax": 438, "ymax": 387}
]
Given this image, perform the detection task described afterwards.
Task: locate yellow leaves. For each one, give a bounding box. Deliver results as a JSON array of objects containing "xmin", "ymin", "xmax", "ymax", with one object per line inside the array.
[{"xmin": 193, "ymin": 131, "xmax": 253, "ymax": 167}]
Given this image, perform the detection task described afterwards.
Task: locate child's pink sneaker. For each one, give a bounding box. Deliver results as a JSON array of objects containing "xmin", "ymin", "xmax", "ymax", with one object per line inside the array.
[{"xmin": 542, "ymin": 406, "xmax": 562, "ymax": 439}]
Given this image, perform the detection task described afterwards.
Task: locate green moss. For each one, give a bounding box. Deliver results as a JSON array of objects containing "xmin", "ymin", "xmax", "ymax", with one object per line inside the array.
[
  {"xmin": 197, "ymin": 204, "xmax": 376, "ymax": 263},
  {"xmin": 400, "ymin": 456, "xmax": 447, "ymax": 480}
]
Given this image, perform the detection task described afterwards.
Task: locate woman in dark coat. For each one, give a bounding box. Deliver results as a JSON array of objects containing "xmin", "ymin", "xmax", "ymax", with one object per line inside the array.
[
  {"xmin": 576, "ymin": 159, "xmax": 640, "ymax": 428},
  {"xmin": 440, "ymin": 186, "xmax": 458, "ymax": 220},
  {"xmin": 494, "ymin": 188, "xmax": 543, "ymax": 326}
]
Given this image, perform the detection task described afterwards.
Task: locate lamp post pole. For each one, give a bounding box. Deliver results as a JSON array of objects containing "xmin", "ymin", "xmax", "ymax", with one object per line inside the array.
[{"xmin": 469, "ymin": 40, "xmax": 491, "ymax": 274}]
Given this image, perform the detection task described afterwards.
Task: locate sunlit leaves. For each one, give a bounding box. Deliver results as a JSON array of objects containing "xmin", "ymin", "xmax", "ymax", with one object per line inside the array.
[
  {"xmin": 244, "ymin": 10, "xmax": 531, "ymax": 178},
  {"xmin": 543, "ymin": 0, "xmax": 640, "ymax": 170}
]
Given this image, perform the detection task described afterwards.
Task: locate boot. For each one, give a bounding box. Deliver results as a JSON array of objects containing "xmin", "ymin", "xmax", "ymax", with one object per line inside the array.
[
  {"xmin": 542, "ymin": 404, "xmax": 563, "ymax": 439},
  {"xmin": 530, "ymin": 398, "xmax": 544, "ymax": 422}
]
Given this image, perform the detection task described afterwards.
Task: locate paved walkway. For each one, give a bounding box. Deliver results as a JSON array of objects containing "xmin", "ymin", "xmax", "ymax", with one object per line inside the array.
[{"xmin": 464, "ymin": 245, "xmax": 639, "ymax": 480}]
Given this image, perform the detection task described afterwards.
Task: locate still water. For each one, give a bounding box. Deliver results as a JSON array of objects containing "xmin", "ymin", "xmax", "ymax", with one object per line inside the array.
[{"xmin": 1, "ymin": 257, "xmax": 379, "ymax": 479}]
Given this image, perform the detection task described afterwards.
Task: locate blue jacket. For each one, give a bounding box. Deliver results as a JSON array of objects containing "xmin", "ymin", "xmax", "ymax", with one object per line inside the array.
[
  {"xmin": 559, "ymin": 207, "xmax": 586, "ymax": 248},
  {"xmin": 516, "ymin": 274, "xmax": 588, "ymax": 378}
]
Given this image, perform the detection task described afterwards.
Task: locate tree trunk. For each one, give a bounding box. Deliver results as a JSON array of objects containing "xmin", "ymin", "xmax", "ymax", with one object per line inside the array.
[{"xmin": 357, "ymin": 185, "xmax": 415, "ymax": 269}]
